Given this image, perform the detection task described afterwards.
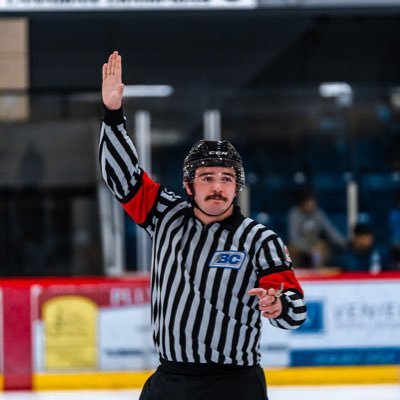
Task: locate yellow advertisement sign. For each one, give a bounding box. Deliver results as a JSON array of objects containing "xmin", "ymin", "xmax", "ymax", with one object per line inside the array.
[{"xmin": 44, "ymin": 296, "xmax": 97, "ymax": 370}]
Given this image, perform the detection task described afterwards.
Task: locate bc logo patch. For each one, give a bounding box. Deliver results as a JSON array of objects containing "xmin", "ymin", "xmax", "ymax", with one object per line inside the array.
[{"xmin": 209, "ymin": 251, "xmax": 246, "ymax": 270}]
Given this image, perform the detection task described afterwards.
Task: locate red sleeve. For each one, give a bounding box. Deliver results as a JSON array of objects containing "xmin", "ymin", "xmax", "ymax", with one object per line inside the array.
[
  {"xmin": 258, "ymin": 269, "xmax": 304, "ymax": 296},
  {"xmin": 122, "ymin": 172, "xmax": 161, "ymax": 225}
]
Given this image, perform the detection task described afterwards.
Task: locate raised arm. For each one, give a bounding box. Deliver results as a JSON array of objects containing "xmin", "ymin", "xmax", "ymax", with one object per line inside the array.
[{"xmin": 99, "ymin": 51, "xmax": 163, "ymax": 232}]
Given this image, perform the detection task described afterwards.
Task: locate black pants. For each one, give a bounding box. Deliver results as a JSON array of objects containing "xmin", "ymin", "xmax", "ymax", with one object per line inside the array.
[{"xmin": 139, "ymin": 362, "xmax": 268, "ymax": 400}]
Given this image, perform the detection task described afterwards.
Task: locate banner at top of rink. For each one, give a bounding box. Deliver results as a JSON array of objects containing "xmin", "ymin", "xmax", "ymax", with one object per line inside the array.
[
  {"xmin": 2, "ymin": 0, "xmax": 400, "ymax": 11},
  {"xmin": 0, "ymin": 0, "xmax": 257, "ymax": 11}
]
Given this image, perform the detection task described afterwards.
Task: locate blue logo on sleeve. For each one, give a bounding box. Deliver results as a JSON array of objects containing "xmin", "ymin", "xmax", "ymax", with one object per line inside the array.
[{"xmin": 209, "ymin": 251, "xmax": 246, "ymax": 270}]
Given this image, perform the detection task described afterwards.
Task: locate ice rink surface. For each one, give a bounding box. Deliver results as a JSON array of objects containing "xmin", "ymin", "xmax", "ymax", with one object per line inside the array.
[{"xmin": 0, "ymin": 385, "xmax": 399, "ymax": 400}]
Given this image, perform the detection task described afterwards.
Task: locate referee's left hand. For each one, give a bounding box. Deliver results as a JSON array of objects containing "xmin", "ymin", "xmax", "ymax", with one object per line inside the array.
[{"xmin": 248, "ymin": 288, "xmax": 282, "ymax": 319}]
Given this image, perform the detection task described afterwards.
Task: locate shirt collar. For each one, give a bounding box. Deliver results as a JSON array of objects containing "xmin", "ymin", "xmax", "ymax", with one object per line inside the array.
[{"xmin": 218, "ymin": 205, "xmax": 245, "ymax": 231}]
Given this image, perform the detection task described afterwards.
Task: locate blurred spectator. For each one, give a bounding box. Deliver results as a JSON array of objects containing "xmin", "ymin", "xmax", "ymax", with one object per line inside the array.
[
  {"xmin": 288, "ymin": 189, "xmax": 347, "ymax": 268},
  {"xmin": 389, "ymin": 191, "xmax": 400, "ymax": 269},
  {"xmin": 340, "ymin": 223, "xmax": 389, "ymax": 273}
]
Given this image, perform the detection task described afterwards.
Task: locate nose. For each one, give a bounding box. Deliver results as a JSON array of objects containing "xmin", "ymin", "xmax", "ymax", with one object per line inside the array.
[{"xmin": 211, "ymin": 182, "xmax": 223, "ymax": 192}]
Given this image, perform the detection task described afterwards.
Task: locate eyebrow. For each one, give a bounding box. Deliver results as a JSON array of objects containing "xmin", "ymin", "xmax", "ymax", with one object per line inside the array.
[{"xmin": 197, "ymin": 171, "xmax": 236, "ymax": 177}]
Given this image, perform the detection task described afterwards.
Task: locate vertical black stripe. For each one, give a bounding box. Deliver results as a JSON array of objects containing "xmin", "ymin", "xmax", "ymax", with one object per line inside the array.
[
  {"xmin": 261, "ymin": 240, "xmax": 276, "ymax": 269},
  {"xmin": 272, "ymin": 236, "xmax": 286, "ymax": 264},
  {"xmin": 105, "ymin": 162, "xmax": 124, "ymax": 199}
]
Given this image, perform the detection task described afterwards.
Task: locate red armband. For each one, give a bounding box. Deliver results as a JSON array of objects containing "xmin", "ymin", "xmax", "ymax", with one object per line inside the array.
[
  {"xmin": 122, "ymin": 172, "xmax": 161, "ymax": 224},
  {"xmin": 258, "ymin": 269, "xmax": 304, "ymax": 296}
]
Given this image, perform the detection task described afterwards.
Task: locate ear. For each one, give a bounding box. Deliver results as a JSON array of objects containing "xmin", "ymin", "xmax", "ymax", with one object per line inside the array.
[{"xmin": 184, "ymin": 181, "xmax": 193, "ymax": 196}]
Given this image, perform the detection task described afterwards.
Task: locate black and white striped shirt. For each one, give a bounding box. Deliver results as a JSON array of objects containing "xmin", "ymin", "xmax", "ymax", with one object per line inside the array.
[{"xmin": 100, "ymin": 108, "xmax": 307, "ymax": 366}]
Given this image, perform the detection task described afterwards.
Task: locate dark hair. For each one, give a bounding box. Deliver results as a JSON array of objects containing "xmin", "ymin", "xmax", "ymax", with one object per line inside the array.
[
  {"xmin": 353, "ymin": 223, "xmax": 373, "ymax": 236},
  {"xmin": 296, "ymin": 188, "xmax": 315, "ymax": 206}
]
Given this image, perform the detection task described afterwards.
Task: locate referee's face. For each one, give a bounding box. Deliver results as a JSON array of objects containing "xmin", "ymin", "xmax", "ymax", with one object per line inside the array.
[{"xmin": 189, "ymin": 166, "xmax": 237, "ymax": 221}]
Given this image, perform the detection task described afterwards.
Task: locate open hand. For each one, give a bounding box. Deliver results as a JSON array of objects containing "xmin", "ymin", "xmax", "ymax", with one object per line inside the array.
[
  {"xmin": 102, "ymin": 50, "xmax": 124, "ymax": 110},
  {"xmin": 248, "ymin": 287, "xmax": 282, "ymax": 319}
]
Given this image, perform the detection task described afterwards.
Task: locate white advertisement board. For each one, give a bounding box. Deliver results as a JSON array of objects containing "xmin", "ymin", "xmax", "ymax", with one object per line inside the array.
[{"xmin": 260, "ymin": 277, "xmax": 400, "ymax": 367}]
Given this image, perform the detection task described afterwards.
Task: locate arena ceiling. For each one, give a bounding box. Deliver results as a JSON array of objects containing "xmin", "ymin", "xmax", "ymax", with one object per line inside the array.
[{"xmin": 28, "ymin": 10, "xmax": 400, "ymax": 91}]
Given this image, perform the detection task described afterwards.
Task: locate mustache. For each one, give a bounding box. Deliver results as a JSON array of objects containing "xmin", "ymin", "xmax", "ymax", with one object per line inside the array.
[{"xmin": 205, "ymin": 194, "xmax": 228, "ymax": 201}]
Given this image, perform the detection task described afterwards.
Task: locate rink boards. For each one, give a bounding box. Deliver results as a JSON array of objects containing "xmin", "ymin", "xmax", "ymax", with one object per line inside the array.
[{"xmin": 0, "ymin": 273, "xmax": 399, "ymax": 390}]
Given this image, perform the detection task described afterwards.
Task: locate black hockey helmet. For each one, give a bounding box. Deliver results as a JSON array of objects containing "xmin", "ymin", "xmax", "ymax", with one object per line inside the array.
[{"xmin": 183, "ymin": 140, "xmax": 245, "ymax": 189}]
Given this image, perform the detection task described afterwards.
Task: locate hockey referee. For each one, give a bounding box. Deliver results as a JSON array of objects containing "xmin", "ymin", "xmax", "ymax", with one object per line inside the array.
[{"xmin": 99, "ymin": 51, "xmax": 307, "ymax": 400}]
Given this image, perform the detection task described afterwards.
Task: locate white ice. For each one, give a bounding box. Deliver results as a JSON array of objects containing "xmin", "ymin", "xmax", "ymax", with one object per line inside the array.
[{"xmin": 0, "ymin": 385, "xmax": 399, "ymax": 400}]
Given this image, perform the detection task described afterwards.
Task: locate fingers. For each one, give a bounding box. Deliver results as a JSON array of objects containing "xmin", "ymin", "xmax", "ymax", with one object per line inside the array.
[
  {"xmin": 104, "ymin": 51, "xmax": 120, "ymax": 78},
  {"xmin": 115, "ymin": 53, "xmax": 122, "ymax": 77},
  {"xmin": 106, "ymin": 53, "xmax": 112, "ymax": 77},
  {"xmin": 259, "ymin": 296, "xmax": 279, "ymax": 310},
  {"xmin": 261, "ymin": 308, "xmax": 281, "ymax": 319},
  {"xmin": 248, "ymin": 287, "xmax": 282, "ymax": 319},
  {"xmin": 248, "ymin": 287, "xmax": 276, "ymax": 301},
  {"xmin": 259, "ymin": 293, "xmax": 278, "ymax": 308},
  {"xmin": 111, "ymin": 53, "xmax": 116, "ymax": 75},
  {"xmin": 259, "ymin": 296, "xmax": 282, "ymax": 319},
  {"xmin": 248, "ymin": 288, "xmax": 267, "ymax": 299}
]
